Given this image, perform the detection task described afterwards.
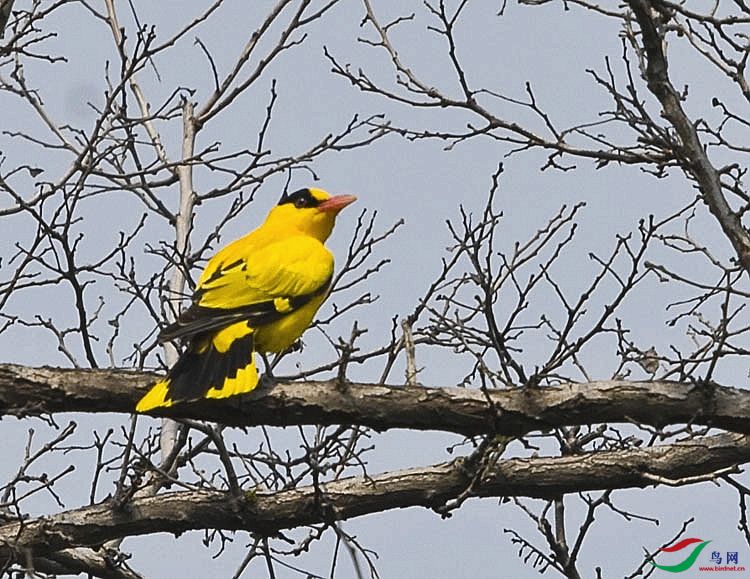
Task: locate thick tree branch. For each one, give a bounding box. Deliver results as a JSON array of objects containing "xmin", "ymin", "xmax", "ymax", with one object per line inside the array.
[
  {"xmin": 627, "ymin": 0, "xmax": 750, "ymax": 271},
  {"xmin": 1, "ymin": 364, "xmax": 749, "ymax": 436},
  {"xmin": 1, "ymin": 432, "xmax": 746, "ymax": 558},
  {"xmin": 0, "ymin": 0, "xmax": 13, "ymax": 39},
  {"xmin": 33, "ymin": 549, "xmax": 142, "ymax": 579}
]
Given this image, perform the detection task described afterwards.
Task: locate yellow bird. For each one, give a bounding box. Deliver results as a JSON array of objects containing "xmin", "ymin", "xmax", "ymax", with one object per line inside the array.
[{"xmin": 136, "ymin": 188, "xmax": 356, "ymax": 412}]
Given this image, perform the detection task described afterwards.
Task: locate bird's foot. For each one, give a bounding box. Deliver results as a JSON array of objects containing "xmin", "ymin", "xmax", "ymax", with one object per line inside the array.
[{"xmin": 258, "ymin": 372, "xmax": 277, "ymax": 390}]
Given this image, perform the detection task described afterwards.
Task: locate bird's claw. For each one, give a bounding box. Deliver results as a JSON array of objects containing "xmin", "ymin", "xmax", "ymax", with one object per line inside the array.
[{"xmin": 258, "ymin": 372, "xmax": 277, "ymax": 390}]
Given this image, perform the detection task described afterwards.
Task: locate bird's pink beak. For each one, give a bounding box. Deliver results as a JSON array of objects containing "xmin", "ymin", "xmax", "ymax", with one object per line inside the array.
[{"xmin": 318, "ymin": 194, "xmax": 357, "ymax": 213}]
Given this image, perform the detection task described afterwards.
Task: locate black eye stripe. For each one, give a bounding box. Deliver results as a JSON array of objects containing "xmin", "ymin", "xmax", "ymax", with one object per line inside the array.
[{"xmin": 278, "ymin": 188, "xmax": 320, "ymax": 208}]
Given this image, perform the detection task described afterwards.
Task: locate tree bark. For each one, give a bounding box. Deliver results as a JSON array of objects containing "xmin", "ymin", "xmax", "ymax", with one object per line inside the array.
[
  {"xmin": 1, "ymin": 364, "xmax": 749, "ymax": 436},
  {"xmin": 0, "ymin": 0, "xmax": 14, "ymax": 39},
  {"xmin": 1, "ymin": 432, "xmax": 746, "ymax": 559},
  {"xmin": 34, "ymin": 549, "xmax": 142, "ymax": 579}
]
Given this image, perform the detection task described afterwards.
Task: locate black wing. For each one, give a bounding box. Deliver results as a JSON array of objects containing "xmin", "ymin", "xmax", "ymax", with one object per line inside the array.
[{"xmin": 158, "ymin": 277, "xmax": 331, "ymax": 343}]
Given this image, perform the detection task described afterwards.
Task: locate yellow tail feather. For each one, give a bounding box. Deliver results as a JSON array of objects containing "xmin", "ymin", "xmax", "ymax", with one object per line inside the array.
[
  {"xmin": 135, "ymin": 321, "xmax": 259, "ymax": 412},
  {"xmin": 136, "ymin": 379, "xmax": 174, "ymax": 413},
  {"xmin": 135, "ymin": 359, "xmax": 259, "ymax": 412},
  {"xmin": 205, "ymin": 359, "xmax": 258, "ymax": 400}
]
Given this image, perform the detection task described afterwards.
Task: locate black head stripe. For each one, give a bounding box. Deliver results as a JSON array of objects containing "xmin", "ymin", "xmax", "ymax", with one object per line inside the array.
[{"xmin": 278, "ymin": 188, "xmax": 320, "ymax": 209}]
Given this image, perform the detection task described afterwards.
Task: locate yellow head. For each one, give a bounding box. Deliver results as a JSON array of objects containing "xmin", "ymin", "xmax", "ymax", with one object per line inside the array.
[{"xmin": 264, "ymin": 188, "xmax": 357, "ymax": 242}]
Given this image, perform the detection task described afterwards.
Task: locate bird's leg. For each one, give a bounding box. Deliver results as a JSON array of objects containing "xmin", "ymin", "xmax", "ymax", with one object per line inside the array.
[
  {"xmin": 258, "ymin": 346, "xmax": 299, "ymax": 389},
  {"xmin": 260, "ymin": 352, "xmax": 274, "ymax": 378},
  {"xmin": 258, "ymin": 352, "xmax": 276, "ymax": 389}
]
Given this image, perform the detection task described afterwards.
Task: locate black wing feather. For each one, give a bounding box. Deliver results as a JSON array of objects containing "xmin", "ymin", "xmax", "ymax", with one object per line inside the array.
[
  {"xmin": 158, "ymin": 276, "xmax": 331, "ymax": 343},
  {"xmin": 166, "ymin": 331, "xmax": 256, "ymax": 402}
]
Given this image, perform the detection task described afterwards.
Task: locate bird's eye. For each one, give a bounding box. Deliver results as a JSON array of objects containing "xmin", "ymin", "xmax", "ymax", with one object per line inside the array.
[{"xmin": 294, "ymin": 197, "xmax": 308, "ymax": 208}]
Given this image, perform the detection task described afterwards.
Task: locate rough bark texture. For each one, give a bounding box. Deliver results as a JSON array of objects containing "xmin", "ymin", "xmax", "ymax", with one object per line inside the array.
[
  {"xmin": 34, "ymin": 549, "xmax": 141, "ymax": 579},
  {"xmin": 1, "ymin": 364, "xmax": 749, "ymax": 436},
  {"xmin": 0, "ymin": 432, "xmax": 746, "ymax": 558}
]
